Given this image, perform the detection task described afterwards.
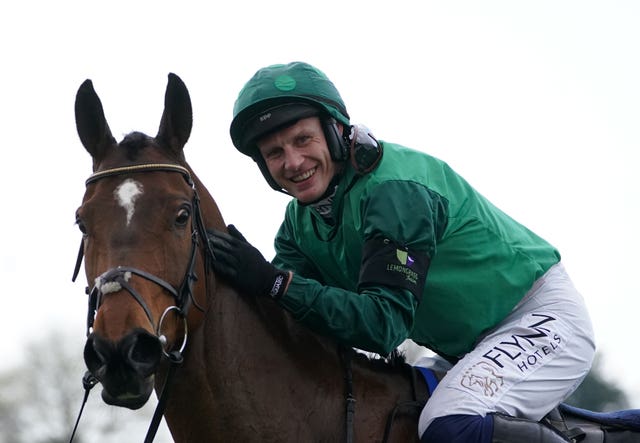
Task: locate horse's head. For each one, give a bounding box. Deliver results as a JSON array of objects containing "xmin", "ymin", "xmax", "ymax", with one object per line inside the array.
[{"xmin": 74, "ymin": 74, "xmax": 217, "ymax": 409}]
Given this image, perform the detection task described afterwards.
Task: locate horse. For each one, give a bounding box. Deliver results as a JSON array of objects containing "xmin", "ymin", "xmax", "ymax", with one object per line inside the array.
[{"xmin": 72, "ymin": 74, "xmax": 640, "ymax": 442}]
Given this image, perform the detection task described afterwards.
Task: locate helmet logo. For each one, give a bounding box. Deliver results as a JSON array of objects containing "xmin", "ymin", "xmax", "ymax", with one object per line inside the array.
[
  {"xmin": 274, "ymin": 75, "xmax": 296, "ymax": 91},
  {"xmin": 259, "ymin": 112, "xmax": 272, "ymax": 122}
]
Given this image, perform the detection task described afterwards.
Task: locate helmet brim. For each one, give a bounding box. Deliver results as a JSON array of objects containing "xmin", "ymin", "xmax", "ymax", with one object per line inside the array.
[{"xmin": 234, "ymin": 102, "xmax": 320, "ymax": 157}]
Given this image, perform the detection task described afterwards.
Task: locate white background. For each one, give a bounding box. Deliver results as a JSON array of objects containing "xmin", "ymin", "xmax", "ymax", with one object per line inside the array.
[{"xmin": 1, "ymin": 0, "xmax": 638, "ymax": 423}]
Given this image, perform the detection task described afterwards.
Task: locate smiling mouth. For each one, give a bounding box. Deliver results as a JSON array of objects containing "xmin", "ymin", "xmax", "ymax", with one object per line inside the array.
[{"xmin": 291, "ymin": 167, "xmax": 317, "ymax": 183}]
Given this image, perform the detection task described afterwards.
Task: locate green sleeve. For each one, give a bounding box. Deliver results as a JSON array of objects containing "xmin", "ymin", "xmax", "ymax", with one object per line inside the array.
[
  {"xmin": 272, "ymin": 180, "xmax": 448, "ymax": 356},
  {"xmin": 278, "ymin": 275, "xmax": 418, "ymax": 356},
  {"xmin": 271, "ymin": 218, "xmax": 325, "ymax": 282},
  {"xmin": 272, "ymin": 216, "xmax": 418, "ymax": 355}
]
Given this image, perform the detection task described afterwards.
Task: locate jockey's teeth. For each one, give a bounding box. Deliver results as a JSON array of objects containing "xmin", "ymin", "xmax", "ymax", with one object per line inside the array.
[{"xmin": 292, "ymin": 167, "xmax": 316, "ymax": 183}]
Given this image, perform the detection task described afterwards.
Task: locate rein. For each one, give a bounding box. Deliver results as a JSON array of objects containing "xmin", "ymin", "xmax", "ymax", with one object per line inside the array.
[
  {"xmin": 69, "ymin": 163, "xmax": 215, "ymax": 443},
  {"xmin": 339, "ymin": 346, "xmax": 357, "ymax": 443}
]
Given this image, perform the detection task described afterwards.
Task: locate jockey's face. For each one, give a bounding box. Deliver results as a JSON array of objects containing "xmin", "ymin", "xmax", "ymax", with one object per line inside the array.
[{"xmin": 257, "ymin": 116, "xmax": 341, "ymax": 203}]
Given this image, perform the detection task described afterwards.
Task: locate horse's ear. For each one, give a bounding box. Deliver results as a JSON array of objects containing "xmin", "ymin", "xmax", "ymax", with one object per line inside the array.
[
  {"xmin": 75, "ymin": 79, "xmax": 116, "ymax": 162},
  {"xmin": 156, "ymin": 73, "xmax": 193, "ymax": 155}
]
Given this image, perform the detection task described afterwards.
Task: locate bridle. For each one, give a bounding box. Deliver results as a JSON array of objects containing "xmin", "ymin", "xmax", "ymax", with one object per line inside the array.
[
  {"xmin": 73, "ymin": 163, "xmax": 214, "ymax": 330},
  {"xmin": 69, "ymin": 163, "xmax": 216, "ymax": 443}
]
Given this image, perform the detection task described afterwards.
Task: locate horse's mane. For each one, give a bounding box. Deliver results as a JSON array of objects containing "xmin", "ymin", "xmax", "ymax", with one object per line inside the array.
[{"xmin": 120, "ymin": 131, "xmax": 153, "ymax": 161}]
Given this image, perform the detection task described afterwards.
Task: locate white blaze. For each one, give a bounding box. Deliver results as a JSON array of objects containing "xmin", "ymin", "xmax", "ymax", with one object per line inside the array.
[{"xmin": 115, "ymin": 179, "xmax": 143, "ymax": 225}]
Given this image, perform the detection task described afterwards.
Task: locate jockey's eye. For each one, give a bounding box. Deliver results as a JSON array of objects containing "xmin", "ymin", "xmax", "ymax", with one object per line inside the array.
[
  {"xmin": 176, "ymin": 208, "xmax": 191, "ymax": 226},
  {"xmin": 263, "ymin": 146, "xmax": 282, "ymax": 161},
  {"xmin": 293, "ymin": 134, "xmax": 312, "ymax": 147}
]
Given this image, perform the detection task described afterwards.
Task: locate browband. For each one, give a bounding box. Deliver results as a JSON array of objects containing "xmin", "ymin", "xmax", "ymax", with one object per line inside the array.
[{"xmin": 85, "ymin": 163, "xmax": 190, "ymax": 186}]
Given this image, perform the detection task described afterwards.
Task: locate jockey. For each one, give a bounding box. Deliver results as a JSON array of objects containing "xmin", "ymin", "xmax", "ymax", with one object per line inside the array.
[{"xmin": 207, "ymin": 61, "xmax": 596, "ymax": 442}]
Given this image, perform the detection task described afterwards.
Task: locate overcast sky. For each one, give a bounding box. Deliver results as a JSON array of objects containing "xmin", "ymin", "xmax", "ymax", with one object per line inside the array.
[{"xmin": 1, "ymin": 0, "xmax": 638, "ymax": 420}]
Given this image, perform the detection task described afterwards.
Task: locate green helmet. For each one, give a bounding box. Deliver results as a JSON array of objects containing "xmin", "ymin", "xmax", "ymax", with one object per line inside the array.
[{"xmin": 230, "ymin": 62, "xmax": 350, "ymax": 159}]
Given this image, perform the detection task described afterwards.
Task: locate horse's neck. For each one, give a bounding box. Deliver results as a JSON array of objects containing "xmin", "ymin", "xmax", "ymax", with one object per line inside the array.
[
  {"xmin": 163, "ymin": 282, "xmax": 348, "ymax": 441},
  {"xmin": 207, "ymin": 283, "xmax": 343, "ymax": 381}
]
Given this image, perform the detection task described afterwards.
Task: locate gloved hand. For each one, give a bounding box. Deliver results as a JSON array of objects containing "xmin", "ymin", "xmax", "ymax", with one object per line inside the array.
[{"xmin": 207, "ymin": 224, "xmax": 290, "ymax": 299}]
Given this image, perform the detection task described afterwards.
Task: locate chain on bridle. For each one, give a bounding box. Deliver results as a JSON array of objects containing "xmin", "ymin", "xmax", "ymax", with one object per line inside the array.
[{"xmin": 69, "ymin": 163, "xmax": 216, "ymax": 443}]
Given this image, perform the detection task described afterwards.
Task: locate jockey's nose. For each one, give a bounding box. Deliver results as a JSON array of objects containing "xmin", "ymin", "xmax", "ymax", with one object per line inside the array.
[{"xmin": 283, "ymin": 147, "xmax": 305, "ymax": 171}]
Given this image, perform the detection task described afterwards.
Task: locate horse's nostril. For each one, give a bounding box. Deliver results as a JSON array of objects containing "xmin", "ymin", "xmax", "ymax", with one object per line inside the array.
[
  {"xmin": 125, "ymin": 329, "xmax": 162, "ymax": 377},
  {"xmin": 84, "ymin": 334, "xmax": 111, "ymax": 378}
]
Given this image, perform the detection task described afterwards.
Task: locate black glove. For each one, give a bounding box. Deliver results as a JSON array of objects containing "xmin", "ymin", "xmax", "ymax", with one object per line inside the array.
[{"xmin": 207, "ymin": 224, "xmax": 290, "ymax": 299}]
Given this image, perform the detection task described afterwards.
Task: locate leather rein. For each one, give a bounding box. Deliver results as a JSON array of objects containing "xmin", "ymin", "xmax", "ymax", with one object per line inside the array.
[{"xmin": 69, "ymin": 163, "xmax": 215, "ymax": 443}]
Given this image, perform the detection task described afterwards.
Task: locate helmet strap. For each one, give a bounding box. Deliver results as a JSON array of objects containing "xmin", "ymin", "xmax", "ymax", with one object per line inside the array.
[{"xmin": 253, "ymin": 154, "xmax": 288, "ymax": 193}]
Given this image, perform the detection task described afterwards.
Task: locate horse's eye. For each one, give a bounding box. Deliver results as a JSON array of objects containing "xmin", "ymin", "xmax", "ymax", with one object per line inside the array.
[
  {"xmin": 75, "ymin": 214, "xmax": 87, "ymax": 235},
  {"xmin": 176, "ymin": 208, "xmax": 190, "ymax": 226}
]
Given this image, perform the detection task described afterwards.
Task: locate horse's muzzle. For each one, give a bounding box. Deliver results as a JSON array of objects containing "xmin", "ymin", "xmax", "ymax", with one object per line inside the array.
[{"xmin": 84, "ymin": 328, "xmax": 163, "ymax": 409}]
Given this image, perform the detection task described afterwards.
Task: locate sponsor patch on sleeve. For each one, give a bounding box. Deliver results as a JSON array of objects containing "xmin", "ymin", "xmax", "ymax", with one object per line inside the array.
[{"xmin": 358, "ymin": 237, "xmax": 429, "ymax": 302}]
